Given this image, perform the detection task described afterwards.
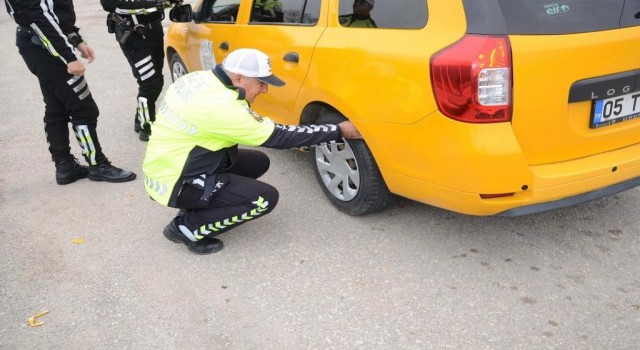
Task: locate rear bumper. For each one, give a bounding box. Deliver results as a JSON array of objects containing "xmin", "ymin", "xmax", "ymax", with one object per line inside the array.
[
  {"xmin": 365, "ymin": 112, "xmax": 640, "ymax": 216},
  {"xmin": 497, "ymin": 176, "xmax": 640, "ymax": 216},
  {"xmin": 376, "ymin": 123, "xmax": 640, "ymax": 216},
  {"xmin": 381, "ymin": 160, "xmax": 640, "ymax": 216}
]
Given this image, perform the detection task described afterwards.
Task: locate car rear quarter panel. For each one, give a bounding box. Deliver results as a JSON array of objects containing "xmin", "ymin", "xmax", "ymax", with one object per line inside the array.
[{"xmin": 509, "ymin": 26, "xmax": 640, "ymax": 165}]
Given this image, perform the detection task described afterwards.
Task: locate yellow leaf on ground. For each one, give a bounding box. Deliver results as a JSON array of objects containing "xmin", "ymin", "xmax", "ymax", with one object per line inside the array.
[
  {"xmin": 71, "ymin": 237, "xmax": 85, "ymax": 244},
  {"xmin": 27, "ymin": 310, "xmax": 49, "ymax": 327}
]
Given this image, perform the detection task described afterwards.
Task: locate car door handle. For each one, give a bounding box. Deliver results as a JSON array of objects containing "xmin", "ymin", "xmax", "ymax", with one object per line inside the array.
[
  {"xmin": 219, "ymin": 41, "xmax": 229, "ymax": 51},
  {"xmin": 283, "ymin": 52, "xmax": 299, "ymax": 63}
]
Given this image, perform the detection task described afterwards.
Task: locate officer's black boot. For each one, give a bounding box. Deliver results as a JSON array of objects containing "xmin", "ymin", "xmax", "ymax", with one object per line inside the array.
[
  {"xmin": 46, "ymin": 122, "xmax": 87, "ymax": 185},
  {"xmin": 134, "ymin": 114, "xmax": 151, "ymax": 141},
  {"xmin": 163, "ymin": 217, "xmax": 224, "ymax": 254},
  {"xmin": 55, "ymin": 156, "xmax": 88, "ymax": 185},
  {"xmin": 73, "ymin": 124, "xmax": 137, "ymax": 183},
  {"xmin": 138, "ymin": 124, "xmax": 151, "ymax": 142},
  {"xmin": 134, "ymin": 116, "xmax": 141, "ymax": 133},
  {"xmin": 88, "ymin": 153, "xmax": 137, "ymax": 183}
]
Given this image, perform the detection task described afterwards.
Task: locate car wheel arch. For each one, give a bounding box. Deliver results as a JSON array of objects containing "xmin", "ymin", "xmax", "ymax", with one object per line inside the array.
[
  {"xmin": 306, "ymin": 108, "xmax": 395, "ymax": 216},
  {"xmin": 168, "ymin": 51, "xmax": 188, "ymax": 82}
]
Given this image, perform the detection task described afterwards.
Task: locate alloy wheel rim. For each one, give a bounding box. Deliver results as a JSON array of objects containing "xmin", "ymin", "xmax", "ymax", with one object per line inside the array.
[
  {"xmin": 314, "ymin": 141, "xmax": 360, "ymax": 201},
  {"xmin": 172, "ymin": 62, "xmax": 186, "ymax": 81}
]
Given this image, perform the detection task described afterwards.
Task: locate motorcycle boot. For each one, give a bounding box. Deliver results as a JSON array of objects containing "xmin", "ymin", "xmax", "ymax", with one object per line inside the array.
[
  {"xmin": 134, "ymin": 116, "xmax": 141, "ymax": 133},
  {"xmin": 88, "ymin": 154, "xmax": 137, "ymax": 183},
  {"xmin": 55, "ymin": 156, "xmax": 88, "ymax": 185},
  {"xmin": 138, "ymin": 125, "xmax": 151, "ymax": 142},
  {"xmin": 46, "ymin": 122, "xmax": 87, "ymax": 185},
  {"xmin": 163, "ymin": 217, "xmax": 224, "ymax": 254}
]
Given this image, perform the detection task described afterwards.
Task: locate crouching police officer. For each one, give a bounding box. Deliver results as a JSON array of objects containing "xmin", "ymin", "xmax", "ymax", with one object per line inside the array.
[
  {"xmin": 5, "ymin": 0, "xmax": 136, "ymax": 184},
  {"xmin": 143, "ymin": 48, "xmax": 362, "ymax": 254},
  {"xmin": 101, "ymin": 0, "xmax": 180, "ymax": 141}
]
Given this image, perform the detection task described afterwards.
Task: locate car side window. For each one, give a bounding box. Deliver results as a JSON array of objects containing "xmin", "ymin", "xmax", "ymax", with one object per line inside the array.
[
  {"xmin": 339, "ymin": 0, "xmax": 428, "ymax": 29},
  {"xmin": 250, "ymin": 0, "xmax": 321, "ymax": 24},
  {"xmin": 201, "ymin": 0, "xmax": 241, "ymax": 23}
]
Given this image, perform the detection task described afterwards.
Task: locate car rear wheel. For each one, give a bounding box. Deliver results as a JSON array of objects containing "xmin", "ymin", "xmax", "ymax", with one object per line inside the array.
[
  {"xmin": 311, "ymin": 112, "xmax": 395, "ymax": 215},
  {"xmin": 169, "ymin": 52, "xmax": 187, "ymax": 82}
]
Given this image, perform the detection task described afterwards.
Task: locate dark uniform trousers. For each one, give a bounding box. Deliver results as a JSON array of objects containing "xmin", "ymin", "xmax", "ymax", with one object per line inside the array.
[
  {"xmin": 118, "ymin": 19, "xmax": 164, "ymax": 131},
  {"xmin": 16, "ymin": 27, "xmax": 103, "ymax": 165},
  {"xmin": 175, "ymin": 149, "xmax": 280, "ymax": 239}
]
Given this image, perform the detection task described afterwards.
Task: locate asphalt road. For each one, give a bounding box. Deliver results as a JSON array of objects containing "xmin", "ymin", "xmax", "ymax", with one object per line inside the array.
[{"xmin": 1, "ymin": 2, "xmax": 640, "ymax": 349}]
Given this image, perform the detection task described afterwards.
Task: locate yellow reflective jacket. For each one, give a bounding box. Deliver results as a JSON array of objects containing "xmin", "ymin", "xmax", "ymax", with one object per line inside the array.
[{"xmin": 142, "ymin": 69, "xmax": 276, "ymax": 206}]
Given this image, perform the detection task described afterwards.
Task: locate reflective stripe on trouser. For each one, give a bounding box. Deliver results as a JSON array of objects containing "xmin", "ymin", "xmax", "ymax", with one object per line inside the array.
[
  {"xmin": 73, "ymin": 124, "xmax": 103, "ymax": 166},
  {"xmin": 66, "ymin": 75, "xmax": 91, "ymax": 101},
  {"xmin": 135, "ymin": 55, "xmax": 155, "ymax": 82},
  {"xmin": 137, "ymin": 96, "xmax": 150, "ymax": 125},
  {"xmin": 179, "ymin": 195, "xmax": 273, "ymax": 242}
]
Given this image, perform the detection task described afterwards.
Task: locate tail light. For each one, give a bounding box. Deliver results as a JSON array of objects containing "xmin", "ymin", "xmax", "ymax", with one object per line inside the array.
[{"xmin": 430, "ymin": 35, "xmax": 512, "ymax": 123}]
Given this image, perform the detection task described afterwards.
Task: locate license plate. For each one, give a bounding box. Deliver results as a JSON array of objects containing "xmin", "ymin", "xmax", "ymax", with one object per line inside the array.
[{"xmin": 591, "ymin": 91, "xmax": 640, "ymax": 128}]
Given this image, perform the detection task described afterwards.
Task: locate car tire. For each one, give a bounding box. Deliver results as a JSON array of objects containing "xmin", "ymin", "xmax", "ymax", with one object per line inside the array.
[
  {"xmin": 311, "ymin": 112, "xmax": 395, "ymax": 215},
  {"xmin": 169, "ymin": 52, "xmax": 188, "ymax": 82}
]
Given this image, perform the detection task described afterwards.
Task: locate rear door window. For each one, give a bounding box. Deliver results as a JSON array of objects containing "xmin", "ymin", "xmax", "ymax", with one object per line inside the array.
[
  {"xmin": 250, "ymin": 0, "xmax": 321, "ymax": 24},
  {"xmin": 338, "ymin": 0, "xmax": 427, "ymax": 29}
]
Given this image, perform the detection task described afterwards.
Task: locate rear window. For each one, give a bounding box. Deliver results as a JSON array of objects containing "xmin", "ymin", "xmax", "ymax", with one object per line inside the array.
[{"xmin": 465, "ymin": 0, "xmax": 640, "ymax": 34}]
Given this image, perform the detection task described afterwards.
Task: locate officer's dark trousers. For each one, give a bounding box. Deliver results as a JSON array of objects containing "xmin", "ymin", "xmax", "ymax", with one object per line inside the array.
[
  {"xmin": 175, "ymin": 149, "xmax": 280, "ymax": 240},
  {"xmin": 118, "ymin": 23, "xmax": 164, "ymax": 131},
  {"xmin": 16, "ymin": 28, "xmax": 104, "ymax": 166}
]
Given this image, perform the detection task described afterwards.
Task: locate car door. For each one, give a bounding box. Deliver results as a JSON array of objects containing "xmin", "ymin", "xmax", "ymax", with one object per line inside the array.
[
  {"xmin": 232, "ymin": 0, "xmax": 326, "ymax": 123},
  {"xmin": 184, "ymin": 0, "xmax": 243, "ymax": 71}
]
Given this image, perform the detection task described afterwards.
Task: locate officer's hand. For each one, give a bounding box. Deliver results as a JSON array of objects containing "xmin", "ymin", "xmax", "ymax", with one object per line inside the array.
[
  {"xmin": 67, "ymin": 60, "xmax": 85, "ymax": 76},
  {"xmin": 77, "ymin": 42, "xmax": 95, "ymax": 63},
  {"xmin": 338, "ymin": 121, "xmax": 363, "ymax": 139}
]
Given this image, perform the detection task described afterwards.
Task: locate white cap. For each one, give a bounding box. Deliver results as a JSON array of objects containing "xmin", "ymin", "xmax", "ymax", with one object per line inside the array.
[
  {"xmin": 363, "ymin": 0, "xmax": 374, "ymax": 5},
  {"xmin": 222, "ymin": 48, "xmax": 285, "ymax": 87}
]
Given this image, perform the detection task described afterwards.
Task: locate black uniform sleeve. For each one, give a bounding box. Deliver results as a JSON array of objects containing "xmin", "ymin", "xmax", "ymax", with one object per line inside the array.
[
  {"xmin": 9, "ymin": 0, "xmax": 77, "ymax": 64},
  {"xmin": 260, "ymin": 124, "xmax": 342, "ymax": 149}
]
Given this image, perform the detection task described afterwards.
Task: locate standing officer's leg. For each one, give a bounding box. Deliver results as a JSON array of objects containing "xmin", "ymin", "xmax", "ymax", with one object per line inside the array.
[
  {"xmin": 40, "ymin": 78, "xmax": 89, "ymax": 184},
  {"xmin": 121, "ymin": 24, "xmax": 164, "ymax": 141},
  {"xmin": 34, "ymin": 54, "xmax": 136, "ymax": 183},
  {"xmin": 18, "ymin": 42, "xmax": 87, "ymax": 184}
]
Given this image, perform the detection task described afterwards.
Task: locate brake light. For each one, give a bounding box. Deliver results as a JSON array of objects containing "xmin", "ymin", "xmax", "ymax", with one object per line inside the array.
[{"xmin": 430, "ymin": 35, "xmax": 512, "ymax": 123}]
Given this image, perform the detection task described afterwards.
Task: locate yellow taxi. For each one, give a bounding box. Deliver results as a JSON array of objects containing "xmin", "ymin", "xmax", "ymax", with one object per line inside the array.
[{"xmin": 165, "ymin": 0, "xmax": 640, "ymax": 216}]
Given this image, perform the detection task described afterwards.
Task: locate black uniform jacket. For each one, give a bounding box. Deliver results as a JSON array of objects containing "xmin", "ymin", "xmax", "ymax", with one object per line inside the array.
[{"xmin": 4, "ymin": 0, "xmax": 79, "ymax": 64}]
